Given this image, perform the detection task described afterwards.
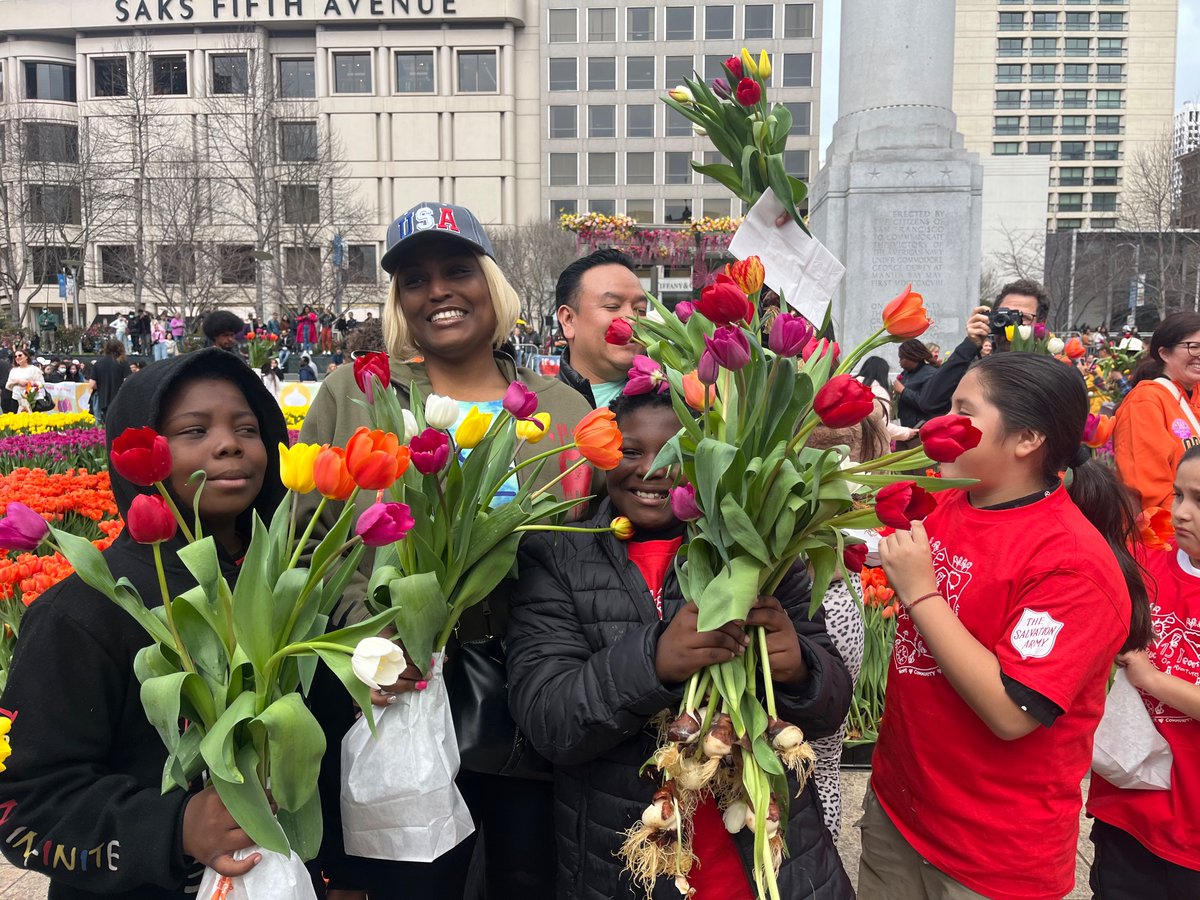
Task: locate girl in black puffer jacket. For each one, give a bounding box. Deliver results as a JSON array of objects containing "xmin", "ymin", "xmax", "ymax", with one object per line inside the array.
[{"xmin": 507, "ymin": 391, "xmax": 855, "ymax": 899}]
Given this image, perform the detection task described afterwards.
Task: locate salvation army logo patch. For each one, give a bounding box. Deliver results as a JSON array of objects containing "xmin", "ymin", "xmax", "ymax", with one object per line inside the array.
[
  {"xmin": 1172, "ymin": 418, "xmax": 1194, "ymax": 440},
  {"xmin": 1010, "ymin": 608, "xmax": 1064, "ymax": 660}
]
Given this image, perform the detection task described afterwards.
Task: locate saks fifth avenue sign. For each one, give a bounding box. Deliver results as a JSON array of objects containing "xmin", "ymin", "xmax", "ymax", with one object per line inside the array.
[{"xmin": 113, "ymin": 0, "xmax": 466, "ymax": 23}]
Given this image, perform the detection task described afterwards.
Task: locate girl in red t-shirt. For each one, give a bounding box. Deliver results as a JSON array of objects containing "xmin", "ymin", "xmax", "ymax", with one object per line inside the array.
[
  {"xmin": 1087, "ymin": 444, "xmax": 1200, "ymax": 897},
  {"xmin": 863, "ymin": 353, "xmax": 1153, "ymax": 900}
]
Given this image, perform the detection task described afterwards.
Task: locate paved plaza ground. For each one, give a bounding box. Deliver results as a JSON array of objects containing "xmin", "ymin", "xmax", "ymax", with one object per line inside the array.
[{"xmin": 0, "ymin": 770, "xmax": 1097, "ymax": 899}]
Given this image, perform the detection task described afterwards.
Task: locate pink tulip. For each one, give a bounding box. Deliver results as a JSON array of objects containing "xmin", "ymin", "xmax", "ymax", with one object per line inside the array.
[
  {"xmin": 355, "ymin": 502, "xmax": 415, "ymax": 547},
  {"xmin": 502, "ymin": 382, "xmax": 539, "ymax": 420}
]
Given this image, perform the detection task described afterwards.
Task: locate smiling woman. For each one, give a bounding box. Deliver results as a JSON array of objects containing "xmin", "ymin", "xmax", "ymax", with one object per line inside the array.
[{"xmin": 296, "ymin": 201, "xmax": 593, "ymax": 900}]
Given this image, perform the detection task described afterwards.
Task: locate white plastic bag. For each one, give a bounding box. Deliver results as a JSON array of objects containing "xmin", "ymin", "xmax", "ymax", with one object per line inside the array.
[
  {"xmin": 196, "ymin": 846, "xmax": 316, "ymax": 900},
  {"xmin": 340, "ymin": 651, "xmax": 475, "ymax": 861},
  {"xmin": 1092, "ymin": 669, "xmax": 1173, "ymax": 791}
]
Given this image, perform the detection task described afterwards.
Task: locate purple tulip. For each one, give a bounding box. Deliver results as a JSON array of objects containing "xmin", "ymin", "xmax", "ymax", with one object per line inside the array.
[
  {"xmin": 623, "ymin": 355, "xmax": 669, "ymax": 396},
  {"xmin": 669, "ymin": 484, "xmax": 702, "ymax": 521},
  {"xmin": 768, "ymin": 313, "xmax": 815, "ymax": 357},
  {"xmin": 1033, "ymin": 322, "xmax": 1048, "ymax": 340},
  {"xmin": 355, "ymin": 502, "xmax": 416, "ymax": 547},
  {"xmin": 502, "ymin": 381, "xmax": 538, "ymax": 420},
  {"xmin": 711, "ymin": 77, "xmax": 731, "ymax": 100},
  {"xmin": 698, "ymin": 349, "xmax": 720, "ymax": 385},
  {"xmin": 0, "ymin": 502, "xmax": 50, "ymax": 551},
  {"xmin": 675, "ymin": 301, "xmax": 696, "ymax": 323},
  {"xmin": 703, "ymin": 326, "xmax": 751, "ymax": 372}
]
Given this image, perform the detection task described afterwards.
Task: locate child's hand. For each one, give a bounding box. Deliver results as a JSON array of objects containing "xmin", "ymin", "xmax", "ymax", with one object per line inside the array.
[
  {"xmin": 1117, "ymin": 649, "xmax": 1162, "ymax": 693},
  {"xmin": 181, "ymin": 786, "xmax": 261, "ymax": 876},
  {"xmin": 656, "ymin": 601, "xmax": 749, "ymax": 684},
  {"xmin": 746, "ymin": 596, "xmax": 808, "ymax": 685},
  {"xmin": 878, "ymin": 521, "xmax": 939, "ymax": 607}
]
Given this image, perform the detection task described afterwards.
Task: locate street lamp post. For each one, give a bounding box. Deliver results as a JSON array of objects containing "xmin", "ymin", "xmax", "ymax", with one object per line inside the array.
[
  {"xmin": 1114, "ymin": 240, "xmax": 1141, "ymax": 331},
  {"xmin": 251, "ymin": 250, "xmax": 273, "ymax": 323},
  {"xmin": 62, "ymin": 257, "xmax": 83, "ymax": 338}
]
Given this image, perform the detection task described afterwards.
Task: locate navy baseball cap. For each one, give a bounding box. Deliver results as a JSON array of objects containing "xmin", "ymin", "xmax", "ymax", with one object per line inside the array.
[{"xmin": 380, "ymin": 202, "xmax": 496, "ymax": 276}]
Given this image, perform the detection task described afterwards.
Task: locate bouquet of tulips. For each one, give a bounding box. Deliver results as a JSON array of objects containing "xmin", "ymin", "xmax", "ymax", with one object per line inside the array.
[
  {"xmin": 337, "ymin": 352, "xmax": 626, "ymax": 860},
  {"xmin": 245, "ymin": 330, "xmax": 280, "ymax": 369},
  {"xmin": 608, "ymin": 265, "xmax": 981, "ymax": 897},
  {"xmin": 0, "ymin": 427, "xmax": 401, "ymax": 897}
]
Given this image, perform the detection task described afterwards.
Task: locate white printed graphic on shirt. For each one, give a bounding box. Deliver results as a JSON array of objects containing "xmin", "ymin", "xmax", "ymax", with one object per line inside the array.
[
  {"xmin": 1009, "ymin": 608, "xmax": 1063, "ymax": 660},
  {"xmin": 1146, "ymin": 607, "xmax": 1200, "ymax": 723},
  {"xmin": 893, "ymin": 538, "xmax": 972, "ymax": 677}
]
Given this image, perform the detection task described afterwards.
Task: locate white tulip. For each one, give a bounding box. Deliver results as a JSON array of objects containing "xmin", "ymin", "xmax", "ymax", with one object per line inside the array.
[
  {"xmin": 424, "ymin": 393, "xmax": 459, "ymax": 431},
  {"xmin": 401, "ymin": 409, "xmax": 419, "ymax": 442},
  {"xmin": 1046, "ymin": 337, "xmax": 1065, "ymax": 355},
  {"xmin": 1017, "ymin": 324, "xmax": 1033, "ymax": 341},
  {"xmin": 351, "ymin": 637, "xmax": 409, "ymax": 690},
  {"xmin": 691, "ymin": 123, "xmax": 707, "ymax": 137}
]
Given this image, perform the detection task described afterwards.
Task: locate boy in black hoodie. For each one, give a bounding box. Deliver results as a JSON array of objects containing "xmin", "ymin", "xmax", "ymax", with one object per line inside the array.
[{"xmin": 0, "ymin": 349, "xmax": 288, "ymax": 899}]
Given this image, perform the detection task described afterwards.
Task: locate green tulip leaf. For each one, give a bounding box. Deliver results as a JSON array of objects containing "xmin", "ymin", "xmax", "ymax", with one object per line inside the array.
[
  {"xmin": 697, "ymin": 555, "xmax": 761, "ymax": 632},
  {"xmin": 230, "ymin": 517, "xmax": 273, "ymax": 675},
  {"xmin": 254, "ymin": 693, "xmax": 325, "ymax": 812},
  {"xmin": 209, "ymin": 743, "xmax": 289, "ymax": 856},
  {"xmin": 198, "ymin": 691, "xmax": 258, "ymax": 785},
  {"xmin": 719, "ymin": 494, "xmax": 771, "ymax": 565},
  {"xmin": 278, "ymin": 787, "xmax": 323, "ymax": 862}
]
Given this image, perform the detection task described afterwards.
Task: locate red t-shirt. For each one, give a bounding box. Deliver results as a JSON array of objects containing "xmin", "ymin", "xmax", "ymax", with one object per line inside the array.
[
  {"xmin": 871, "ymin": 487, "xmax": 1130, "ymax": 900},
  {"xmin": 626, "ymin": 538, "xmax": 752, "ymax": 900},
  {"xmin": 1088, "ymin": 543, "xmax": 1200, "ymax": 870}
]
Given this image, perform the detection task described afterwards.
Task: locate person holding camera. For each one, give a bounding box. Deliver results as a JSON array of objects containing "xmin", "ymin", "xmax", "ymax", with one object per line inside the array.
[{"xmin": 917, "ymin": 279, "xmax": 1049, "ymax": 418}]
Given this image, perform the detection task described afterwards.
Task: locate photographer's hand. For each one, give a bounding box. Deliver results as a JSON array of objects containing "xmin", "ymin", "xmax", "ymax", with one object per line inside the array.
[{"xmin": 965, "ymin": 306, "xmax": 991, "ymax": 347}]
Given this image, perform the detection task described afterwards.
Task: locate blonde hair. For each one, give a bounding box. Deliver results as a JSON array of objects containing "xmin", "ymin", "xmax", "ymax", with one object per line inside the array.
[{"xmin": 383, "ymin": 254, "xmax": 521, "ymax": 359}]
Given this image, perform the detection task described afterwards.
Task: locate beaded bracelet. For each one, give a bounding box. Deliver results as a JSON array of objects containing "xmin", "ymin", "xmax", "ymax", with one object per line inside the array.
[{"xmin": 904, "ymin": 591, "xmax": 941, "ymax": 611}]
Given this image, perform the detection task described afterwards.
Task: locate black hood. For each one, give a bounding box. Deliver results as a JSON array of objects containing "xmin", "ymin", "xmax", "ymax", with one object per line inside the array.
[{"xmin": 104, "ymin": 348, "xmax": 288, "ymax": 530}]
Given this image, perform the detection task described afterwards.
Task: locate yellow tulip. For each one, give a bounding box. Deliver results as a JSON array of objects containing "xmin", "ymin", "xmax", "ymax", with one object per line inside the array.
[
  {"xmin": 1004, "ymin": 324, "xmax": 1016, "ymax": 343},
  {"xmin": 667, "ymin": 84, "xmax": 694, "ymax": 104},
  {"xmin": 456, "ymin": 406, "xmax": 493, "ymax": 450},
  {"xmin": 516, "ymin": 412, "xmax": 552, "ymax": 444},
  {"xmin": 757, "ymin": 51, "xmax": 771, "ymax": 79},
  {"xmin": 278, "ymin": 441, "xmax": 322, "ymax": 493},
  {"xmin": 740, "ymin": 48, "xmax": 759, "ymax": 78},
  {"xmin": 611, "ymin": 516, "xmax": 635, "ymax": 541}
]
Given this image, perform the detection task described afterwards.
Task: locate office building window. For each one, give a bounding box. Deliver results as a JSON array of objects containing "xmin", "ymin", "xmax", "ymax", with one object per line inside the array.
[
  {"xmin": 211, "ymin": 54, "xmax": 248, "ymax": 95},
  {"xmin": 627, "ymin": 7, "xmax": 654, "ymax": 41},
  {"xmin": 1063, "ymin": 37, "xmax": 1090, "ymax": 57},
  {"xmin": 664, "ymin": 200, "xmax": 693, "ymax": 223},
  {"xmin": 627, "ymin": 104, "xmax": 654, "ymax": 137},
  {"xmin": 701, "ymin": 150, "xmax": 721, "ymax": 183},
  {"xmin": 1031, "ymin": 64, "xmax": 1057, "ymax": 83},
  {"xmin": 1063, "ymin": 64, "xmax": 1090, "ymax": 82},
  {"xmin": 588, "ymin": 57, "xmax": 616, "ymax": 90},
  {"xmin": 1094, "ymin": 141, "xmax": 1121, "ymax": 160},
  {"xmin": 706, "ymin": 6, "xmax": 734, "ymax": 39},
  {"xmin": 591, "ymin": 199, "xmax": 616, "ymax": 216},
  {"xmin": 1057, "ymin": 219, "xmax": 1083, "ymax": 231},
  {"xmin": 1062, "ymin": 89, "xmax": 1089, "ymax": 107},
  {"xmin": 627, "ymin": 57, "xmax": 655, "ymax": 90},
  {"xmin": 1061, "ymin": 115, "xmax": 1087, "ymax": 134},
  {"xmin": 549, "ymin": 153, "xmax": 577, "ymax": 185},
  {"xmin": 1029, "ymin": 89, "xmax": 1055, "ymax": 108},
  {"xmin": 280, "ymin": 121, "xmax": 318, "ymax": 161},
  {"xmin": 744, "ymin": 4, "xmax": 773, "ymax": 38},
  {"xmin": 100, "ymin": 246, "xmax": 134, "ymax": 284},
  {"xmin": 1096, "ymin": 64, "xmax": 1124, "ymax": 82},
  {"xmin": 548, "ymin": 8, "xmax": 577, "ymax": 42},
  {"xmin": 588, "ymin": 152, "xmax": 617, "ymax": 185},
  {"xmin": 551, "ymin": 199, "xmax": 578, "ymax": 219},
  {"xmin": 457, "ymin": 50, "xmax": 498, "ymax": 93},
  {"xmin": 27, "ymin": 184, "xmax": 81, "ymax": 225},
  {"xmin": 998, "ymin": 12, "xmax": 1025, "ymax": 30},
  {"xmin": 783, "ymin": 53, "xmax": 813, "ymax": 87},
  {"xmin": 1095, "ymin": 89, "xmax": 1123, "ymax": 108},
  {"xmin": 1027, "ymin": 141, "xmax": 1053, "ymax": 155},
  {"xmin": 784, "ymin": 4, "xmax": 815, "ymax": 38},
  {"xmin": 24, "ymin": 62, "xmax": 76, "ymax": 102},
  {"xmin": 159, "ymin": 245, "xmax": 196, "ymax": 284},
  {"xmin": 282, "ymin": 184, "xmax": 320, "ymax": 224},
  {"xmin": 395, "ymin": 52, "xmax": 435, "ymax": 93},
  {"xmin": 997, "ymin": 64, "xmax": 1023, "ymax": 83},
  {"xmin": 784, "ymin": 149, "xmax": 809, "ymax": 178},
  {"xmin": 664, "ymin": 56, "xmax": 692, "ymax": 87},
  {"xmin": 1058, "ymin": 167, "xmax": 1086, "ymax": 186},
  {"xmin": 1060, "ymin": 141, "xmax": 1087, "ymax": 159},
  {"xmin": 1098, "ymin": 38, "xmax": 1125, "ymax": 57},
  {"xmin": 29, "ymin": 246, "xmax": 73, "ymax": 285},
  {"xmin": 333, "ymin": 53, "xmax": 372, "ymax": 93},
  {"xmin": 626, "ymin": 198, "xmax": 654, "ymax": 223},
  {"xmin": 1057, "ymin": 193, "xmax": 1084, "ymax": 212},
  {"xmin": 1092, "ymin": 166, "xmax": 1119, "ymax": 186},
  {"xmin": 627, "ymin": 151, "xmax": 655, "ymax": 184},
  {"xmin": 1026, "ymin": 116, "xmax": 1052, "ymax": 135},
  {"xmin": 996, "ymin": 90, "xmax": 1022, "ymax": 109},
  {"xmin": 1032, "ymin": 38, "xmax": 1059, "ymax": 57},
  {"xmin": 994, "ymin": 116, "xmax": 1021, "ymax": 135},
  {"xmin": 999, "ymin": 38, "xmax": 1025, "ymax": 57},
  {"xmin": 665, "ymin": 107, "xmax": 692, "ymax": 137},
  {"xmin": 703, "ymin": 197, "xmax": 732, "ymax": 219},
  {"xmin": 1032, "ymin": 12, "xmax": 1058, "ymax": 30},
  {"xmin": 666, "ymin": 7, "xmax": 694, "ymax": 39},
  {"xmin": 219, "ymin": 245, "xmax": 255, "ymax": 284},
  {"xmin": 93, "ymin": 57, "xmax": 128, "ymax": 97},
  {"xmin": 548, "ymin": 58, "xmax": 577, "ymax": 91},
  {"xmin": 665, "ymin": 151, "xmax": 692, "ymax": 184},
  {"xmin": 286, "ymin": 247, "xmax": 322, "ymax": 285},
  {"xmin": 1095, "ymin": 115, "xmax": 1122, "ymax": 134},
  {"xmin": 589, "ymin": 105, "xmax": 616, "ymax": 138},
  {"xmin": 1091, "ymin": 193, "xmax": 1118, "ymax": 212},
  {"xmin": 993, "ymin": 142, "xmax": 1021, "ymax": 155},
  {"xmin": 1098, "ymin": 12, "xmax": 1126, "ymax": 30},
  {"xmin": 703, "ymin": 56, "xmax": 726, "ymax": 82},
  {"xmin": 346, "ymin": 245, "xmax": 378, "ymax": 284},
  {"xmin": 278, "ymin": 58, "xmax": 315, "ymax": 98},
  {"xmin": 549, "ymin": 106, "xmax": 577, "ymax": 138},
  {"xmin": 589, "ymin": 8, "xmax": 617, "ymax": 41},
  {"xmin": 1065, "ymin": 12, "xmax": 1091, "ymax": 30},
  {"xmin": 23, "ymin": 123, "xmax": 78, "ymax": 163},
  {"xmin": 784, "ymin": 101, "xmax": 811, "ymax": 134}
]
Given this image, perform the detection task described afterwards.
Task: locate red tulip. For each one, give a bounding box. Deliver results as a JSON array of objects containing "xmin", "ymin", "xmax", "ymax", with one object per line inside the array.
[
  {"xmin": 410, "ymin": 428, "xmax": 451, "ymax": 476},
  {"xmin": 126, "ymin": 494, "xmax": 178, "ymax": 544},
  {"xmin": 735, "ymin": 77, "xmax": 761, "ymax": 106},
  {"xmin": 919, "ymin": 415, "xmax": 982, "ymax": 463},
  {"xmin": 723, "ymin": 56, "xmax": 743, "ymax": 80},
  {"xmin": 353, "ymin": 351, "xmax": 391, "ymax": 403},
  {"xmin": 245, "ymin": 331, "xmax": 256, "ymax": 340},
  {"xmin": 695, "ymin": 275, "xmax": 754, "ymax": 326},
  {"xmin": 813, "ymin": 374, "xmax": 875, "ymax": 428},
  {"xmin": 881, "ymin": 284, "xmax": 931, "ymax": 339},
  {"xmin": 605, "ymin": 318, "xmax": 634, "ymax": 346},
  {"xmin": 842, "ymin": 542, "xmax": 868, "ymax": 574},
  {"xmin": 346, "ymin": 427, "xmax": 411, "ymax": 491},
  {"xmin": 875, "ymin": 482, "xmax": 937, "ymax": 530},
  {"xmin": 1064, "ymin": 337, "xmax": 1087, "ymax": 360},
  {"xmin": 502, "ymin": 382, "xmax": 539, "ymax": 420},
  {"xmin": 355, "ymin": 502, "xmax": 416, "ymax": 547},
  {"xmin": 801, "ymin": 337, "xmax": 840, "ymax": 365},
  {"xmin": 111, "ymin": 427, "xmax": 172, "ymax": 486}
]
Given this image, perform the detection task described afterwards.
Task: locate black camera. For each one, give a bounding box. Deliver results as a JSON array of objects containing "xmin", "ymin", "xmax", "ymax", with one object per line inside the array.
[{"xmin": 988, "ymin": 307, "xmax": 1026, "ymax": 335}]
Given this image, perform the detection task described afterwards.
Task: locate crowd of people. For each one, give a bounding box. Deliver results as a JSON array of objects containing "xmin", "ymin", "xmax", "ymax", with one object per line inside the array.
[{"xmin": 0, "ymin": 198, "xmax": 1198, "ymax": 900}]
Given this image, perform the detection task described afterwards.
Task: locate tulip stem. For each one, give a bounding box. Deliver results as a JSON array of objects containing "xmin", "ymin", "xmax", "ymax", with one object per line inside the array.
[
  {"xmin": 152, "ymin": 542, "xmax": 196, "ymax": 677},
  {"xmin": 288, "ymin": 496, "xmax": 329, "ymax": 569},
  {"xmin": 528, "ymin": 456, "xmax": 588, "ymax": 502},
  {"xmin": 286, "ymin": 493, "xmax": 299, "ymax": 566},
  {"xmin": 683, "ymin": 670, "xmax": 700, "ymax": 716},
  {"xmin": 154, "ymin": 482, "xmax": 195, "ymax": 543},
  {"xmin": 841, "ymin": 446, "xmax": 927, "ymax": 475},
  {"xmin": 514, "ymin": 524, "xmax": 616, "ymax": 534},
  {"xmin": 757, "ymin": 626, "xmax": 777, "ymax": 720}
]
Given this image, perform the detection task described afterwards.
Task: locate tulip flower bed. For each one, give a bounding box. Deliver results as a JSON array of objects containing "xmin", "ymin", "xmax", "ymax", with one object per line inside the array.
[
  {"xmin": 0, "ymin": 411, "xmax": 96, "ymax": 436},
  {"xmin": 0, "ymin": 428, "xmax": 107, "ymax": 474}
]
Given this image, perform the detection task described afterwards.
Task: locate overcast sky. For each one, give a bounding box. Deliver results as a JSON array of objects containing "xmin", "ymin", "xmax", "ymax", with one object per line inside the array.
[{"xmin": 818, "ymin": 0, "xmax": 1200, "ymax": 161}]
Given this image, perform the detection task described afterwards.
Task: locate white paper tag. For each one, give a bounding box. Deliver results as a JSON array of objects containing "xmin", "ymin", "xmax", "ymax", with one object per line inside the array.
[{"xmin": 728, "ymin": 192, "xmax": 846, "ymax": 326}]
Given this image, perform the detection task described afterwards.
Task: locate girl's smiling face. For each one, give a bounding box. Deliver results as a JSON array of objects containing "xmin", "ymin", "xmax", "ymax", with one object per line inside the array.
[{"xmin": 606, "ymin": 403, "xmax": 683, "ymax": 534}]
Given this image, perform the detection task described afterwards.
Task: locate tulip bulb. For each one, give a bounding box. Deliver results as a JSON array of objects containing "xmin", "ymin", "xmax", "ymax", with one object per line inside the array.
[
  {"xmin": 722, "ymin": 800, "xmax": 749, "ymax": 834},
  {"xmin": 745, "ymin": 796, "xmax": 781, "ymax": 839},
  {"xmin": 641, "ymin": 789, "xmax": 680, "ymax": 831},
  {"xmin": 768, "ymin": 717, "xmax": 805, "ymax": 751},
  {"xmin": 702, "ymin": 713, "xmax": 735, "ymax": 758},
  {"xmin": 666, "ymin": 711, "xmax": 701, "ymax": 744}
]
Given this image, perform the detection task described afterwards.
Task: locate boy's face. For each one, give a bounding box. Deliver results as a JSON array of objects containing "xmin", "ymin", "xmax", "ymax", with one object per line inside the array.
[
  {"xmin": 214, "ymin": 331, "xmax": 238, "ymax": 350},
  {"xmin": 606, "ymin": 404, "xmax": 682, "ymax": 533},
  {"xmin": 158, "ymin": 378, "xmax": 266, "ymax": 531}
]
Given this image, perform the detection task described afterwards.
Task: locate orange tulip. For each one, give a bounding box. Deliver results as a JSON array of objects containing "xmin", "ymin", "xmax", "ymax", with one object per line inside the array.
[
  {"xmin": 1082, "ymin": 413, "xmax": 1115, "ymax": 449},
  {"xmin": 313, "ymin": 446, "xmax": 357, "ymax": 501},
  {"xmin": 345, "ymin": 427, "xmax": 411, "ymax": 491},
  {"xmin": 1136, "ymin": 506, "xmax": 1173, "ymax": 551},
  {"xmin": 682, "ymin": 371, "xmax": 715, "ymax": 410},
  {"xmin": 573, "ymin": 408, "xmax": 623, "ymax": 471},
  {"xmin": 725, "ymin": 256, "xmax": 765, "ymax": 295},
  {"xmin": 881, "ymin": 284, "xmax": 931, "ymax": 339},
  {"xmin": 1064, "ymin": 337, "xmax": 1087, "ymax": 360}
]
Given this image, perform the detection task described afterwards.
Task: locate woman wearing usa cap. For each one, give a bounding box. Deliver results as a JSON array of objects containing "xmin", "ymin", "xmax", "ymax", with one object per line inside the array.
[{"xmin": 300, "ymin": 201, "xmax": 591, "ymax": 900}]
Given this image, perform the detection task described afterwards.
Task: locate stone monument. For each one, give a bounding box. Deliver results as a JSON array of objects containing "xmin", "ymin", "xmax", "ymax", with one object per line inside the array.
[{"xmin": 809, "ymin": 0, "xmax": 983, "ymax": 353}]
